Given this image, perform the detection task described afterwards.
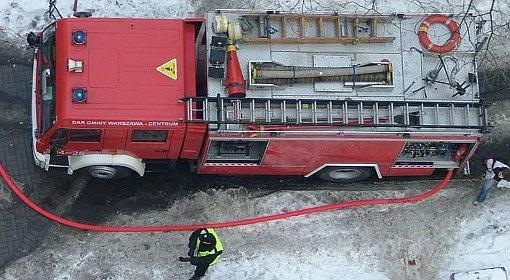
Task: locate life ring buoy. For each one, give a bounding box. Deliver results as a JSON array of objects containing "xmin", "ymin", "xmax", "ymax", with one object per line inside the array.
[{"xmin": 418, "ymin": 14, "xmax": 461, "ymax": 53}]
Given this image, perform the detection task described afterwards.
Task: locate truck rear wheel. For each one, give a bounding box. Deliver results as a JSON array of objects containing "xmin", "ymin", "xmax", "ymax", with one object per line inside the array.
[{"xmin": 316, "ymin": 166, "xmax": 373, "ymax": 183}]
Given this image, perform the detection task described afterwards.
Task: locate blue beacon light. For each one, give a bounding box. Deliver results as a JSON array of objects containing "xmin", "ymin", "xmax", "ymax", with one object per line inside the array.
[
  {"xmin": 72, "ymin": 88, "xmax": 87, "ymax": 103},
  {"xmin": 72, "ymin": 30, "xmax": 86, "ymax": 45}
]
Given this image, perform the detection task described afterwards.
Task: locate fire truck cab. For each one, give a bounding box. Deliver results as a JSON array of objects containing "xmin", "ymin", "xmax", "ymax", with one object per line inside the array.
[
  {"xmin": 30, "ymin": 17, "xmax": 205, "ymax": 178},
  {"xmin": 29, "ymin": 11, "xmax": 486, "ymax": 181}
]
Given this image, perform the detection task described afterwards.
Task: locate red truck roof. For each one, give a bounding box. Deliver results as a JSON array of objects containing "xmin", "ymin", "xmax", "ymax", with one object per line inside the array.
[{"xmin": 54, "ymin": 18, "xmax": 199, "ymax": 126}]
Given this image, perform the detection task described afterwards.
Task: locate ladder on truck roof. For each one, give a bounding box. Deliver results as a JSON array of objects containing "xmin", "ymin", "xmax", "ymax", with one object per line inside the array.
[
  {"xmin": 184, "ymin": 97, "xmax": 488, "ymax": 130},
  {"xmin": 240, "ymin": 13, "xmax": 396, "ymax": 44}
]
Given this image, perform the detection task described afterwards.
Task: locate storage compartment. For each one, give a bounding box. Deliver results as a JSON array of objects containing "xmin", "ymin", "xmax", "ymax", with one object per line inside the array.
[
  {"xmin": 393, "ymin": 141, "xmax": 476, "ymax": 169},
  {"xmin": 205, "ymin": 140, "xmax": 268, "ymax": 164}
]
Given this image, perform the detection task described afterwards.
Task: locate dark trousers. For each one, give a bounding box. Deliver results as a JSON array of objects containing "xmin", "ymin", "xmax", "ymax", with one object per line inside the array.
[{"xmin": 190, "ymin": 263, "xmax": 209, "ymax": 280}]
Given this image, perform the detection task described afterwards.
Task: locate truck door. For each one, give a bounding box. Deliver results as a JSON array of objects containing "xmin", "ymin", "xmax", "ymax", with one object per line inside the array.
[
  {"xmin": 102, "ymin": 129, "xmax": 128, "ymax": 153},
  {"xmin": 125, "ymin": 129, "xmax": 172, "ymax": 159},
  {"xmin": 57, "ymin": 128, "xmax": 103, "ymax": 154}
]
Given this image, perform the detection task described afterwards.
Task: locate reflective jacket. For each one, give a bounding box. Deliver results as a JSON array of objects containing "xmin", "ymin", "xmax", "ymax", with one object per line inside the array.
[{"xmin": 188, "ymin": 228, "xmax": 223, "ymax": 266}]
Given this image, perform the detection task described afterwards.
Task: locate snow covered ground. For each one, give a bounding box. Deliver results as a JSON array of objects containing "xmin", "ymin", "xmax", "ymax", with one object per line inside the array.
[
  {"xmin": 0, "ymin": 0, "xmax": 195, "ymax": 37},
  {"xmin": 2, "ymin": 180, "xmax": 510, "ymax": 280},
  {"xmin": 0, "ymin": 0, "xmax": 499, "ymax": 37},
  {"xmin": 1, "ymin": 0, "xmax": 510, "ymax": 279}
]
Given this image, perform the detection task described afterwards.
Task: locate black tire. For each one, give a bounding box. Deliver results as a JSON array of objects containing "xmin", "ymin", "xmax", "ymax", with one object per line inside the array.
[
  {"xmin": 316, "ymin": 166, "xmax": 374, "ymax": 183},
  {"xmin": 84, "ymin": 165, "xmax": 132, "ymax": 179}
]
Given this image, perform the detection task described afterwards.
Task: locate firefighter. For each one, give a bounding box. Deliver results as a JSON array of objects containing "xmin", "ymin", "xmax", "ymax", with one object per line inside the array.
[
  {"xmin": 179, "ymin": 228, "xmax": 223, "ymax": 280},
  {"xmin": 474, "ymin": 157, "xmax": 510, "ymax": 205}
]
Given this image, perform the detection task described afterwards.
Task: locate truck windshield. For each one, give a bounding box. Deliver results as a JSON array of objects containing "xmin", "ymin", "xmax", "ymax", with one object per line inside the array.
[{"xmin": 40, "ymin": 23, "xmax": 56, "ymax": 134}]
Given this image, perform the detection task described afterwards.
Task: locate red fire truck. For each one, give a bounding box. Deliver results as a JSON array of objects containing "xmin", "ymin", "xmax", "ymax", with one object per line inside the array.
[{"xmin": 28, "ymin": 10, "xmax": 486, "ymax": 181}]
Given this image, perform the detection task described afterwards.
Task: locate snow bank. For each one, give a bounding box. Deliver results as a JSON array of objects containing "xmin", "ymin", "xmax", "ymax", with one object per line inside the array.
[
  {"xmin": 443, "ymin": 192, "xmax": 510, "ymax": 279},
  {"xmin": 0, "ymin": 0, "xmax": 194, "ymax": 37},
  {"xmin": 0, "ymin": 0, "xmax": 497, "ymax": 38}
]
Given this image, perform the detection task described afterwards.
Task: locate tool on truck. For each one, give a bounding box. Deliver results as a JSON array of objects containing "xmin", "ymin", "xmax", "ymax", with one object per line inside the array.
[{"xmin": 26, "ymin": 10, "xmax": 487, "ymax": 182}]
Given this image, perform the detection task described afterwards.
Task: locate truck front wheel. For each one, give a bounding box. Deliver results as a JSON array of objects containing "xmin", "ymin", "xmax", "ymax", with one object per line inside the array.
[
  {"xmin": 317, "ymin": 166, "xmax": 373, "ymax": 183},
  {"xmin": 85, "ymin": 166, "xmax": 132, "ymax": 179}
]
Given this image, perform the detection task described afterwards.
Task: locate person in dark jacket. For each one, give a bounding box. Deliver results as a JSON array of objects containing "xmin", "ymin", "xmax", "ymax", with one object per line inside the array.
[
  {"xmin": 474, "ymin": 158, "xmax": 510, "ymax": 205},
  {"xmin": 179, "ymin": 228, "xmax": 223, "ymax": 280}
]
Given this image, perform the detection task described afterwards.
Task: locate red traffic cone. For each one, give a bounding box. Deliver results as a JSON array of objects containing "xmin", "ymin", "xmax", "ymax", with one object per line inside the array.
[{"xmin": 225, "ymin": 44, "xmax": 246, "ymax": 97}]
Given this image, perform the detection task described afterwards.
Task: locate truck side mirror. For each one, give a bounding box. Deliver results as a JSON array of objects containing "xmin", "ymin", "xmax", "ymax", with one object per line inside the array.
[{"xmin": 26, "ymin": 32, "xmax": 39, "ymax": 47}]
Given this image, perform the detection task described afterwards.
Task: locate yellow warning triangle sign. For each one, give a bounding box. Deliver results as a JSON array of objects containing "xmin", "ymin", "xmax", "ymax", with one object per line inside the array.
[{"xmin": 156, "ymin": 58, "xmax": 177, "ymax": 80}]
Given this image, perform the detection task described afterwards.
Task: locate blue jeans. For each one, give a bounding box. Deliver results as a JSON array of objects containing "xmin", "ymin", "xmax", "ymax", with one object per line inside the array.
[{"xmin": 476, "ymin": 177, "xmax": 499, "ymax": 203}]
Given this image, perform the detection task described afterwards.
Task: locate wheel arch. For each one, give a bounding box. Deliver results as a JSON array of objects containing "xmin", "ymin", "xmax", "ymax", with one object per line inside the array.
[{"xmin": 67, "ymin": 154, "xmax": 145, "ymax": 177}]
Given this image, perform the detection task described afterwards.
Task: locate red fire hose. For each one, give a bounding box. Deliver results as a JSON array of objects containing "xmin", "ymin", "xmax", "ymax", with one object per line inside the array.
[{"xmin": 0, "ymin": 162, "xmax": 453, "ymax": 232}]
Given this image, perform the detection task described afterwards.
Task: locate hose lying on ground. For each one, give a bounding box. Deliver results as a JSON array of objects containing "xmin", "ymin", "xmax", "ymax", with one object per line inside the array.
[{"xmin": 0, "ymin": 161, "xmax": 453, "ymax": 232}]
